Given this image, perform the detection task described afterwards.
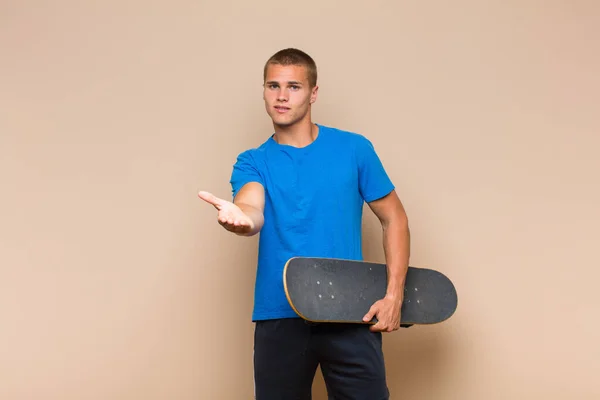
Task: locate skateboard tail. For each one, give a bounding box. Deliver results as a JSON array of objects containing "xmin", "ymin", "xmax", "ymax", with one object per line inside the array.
[{"xmin": 282, "ymin": 257, "xmax": 313, "ymax": 322}]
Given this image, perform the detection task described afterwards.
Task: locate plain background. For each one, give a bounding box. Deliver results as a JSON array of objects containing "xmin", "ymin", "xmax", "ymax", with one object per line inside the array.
[{"xmin": 1, "ymin": 1, "xmax": 599, "ymax": 399}]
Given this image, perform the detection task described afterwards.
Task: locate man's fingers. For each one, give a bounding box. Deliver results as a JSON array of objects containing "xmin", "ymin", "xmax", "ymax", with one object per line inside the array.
[
  {"xmin": 218, "ymin": 215, "xmax": 235, "ymax": 226},
  {"xmin": 198, "ymin": 191, "xmax": 224, "ymax": 209},
  {"xmin": 218, "ymin": 215, "xmax": 248, "ymax": 226},
  {"xmin": 233, "ymin": 218, "xmax": 248, "ymax": 226},
  {"xmin": 217, "ymin": 214, "xmax": 251, "ymax": 232},
  {"xmin": 363, "ymin": 304, "xmax": 378, "ymax": 323},
  {"xmin": 369, "ymin": 318, "xmax": 393, "ymax": 332},
  {"xmin": 369, "ymin": 315, "xmax": 387, "ymax": 332}
]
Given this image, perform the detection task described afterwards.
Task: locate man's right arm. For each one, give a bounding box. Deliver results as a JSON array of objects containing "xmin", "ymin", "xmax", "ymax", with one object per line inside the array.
[
  {"xmin": 199, "ymin": 148, "xmax": 266, "ymax": 236},
  {"xmin": 233, "ymin": 182, "xmax": 265, "ymax": 236}
]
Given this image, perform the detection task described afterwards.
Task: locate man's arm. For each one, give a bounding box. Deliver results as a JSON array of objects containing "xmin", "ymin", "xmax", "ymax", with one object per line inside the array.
[
  {"xmin": 368, "ymin": 189, "xmax": 410, "ymax": 301},
  {"xmin": 362, "ymin": 189, "xmax": 411, "ymax": 332},
  {"xmin": 232, "ymin": 182, "xmax": 265, "ymax": 236}
]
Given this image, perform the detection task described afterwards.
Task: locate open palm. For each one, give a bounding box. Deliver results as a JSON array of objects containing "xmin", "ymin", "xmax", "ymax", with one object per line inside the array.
[{"xmin": 198, "ymin": 191, "xmax": 254, "ymax": 235}]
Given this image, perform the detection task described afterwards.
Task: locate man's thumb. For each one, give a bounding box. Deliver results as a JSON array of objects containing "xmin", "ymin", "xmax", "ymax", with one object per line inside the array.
[{"xmin": 198, "ymin": 191, "xmax": 223, "ymax": 208}]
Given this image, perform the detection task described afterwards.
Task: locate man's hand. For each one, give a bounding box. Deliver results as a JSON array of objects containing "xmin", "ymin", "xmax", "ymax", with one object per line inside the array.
[
  {"xmin": 198, "ymin": 190, "xmax": 255, "ymax": 235},
  {"xmin": 362, "ymin": 295, "xmax": 403, "ymax": 333}
]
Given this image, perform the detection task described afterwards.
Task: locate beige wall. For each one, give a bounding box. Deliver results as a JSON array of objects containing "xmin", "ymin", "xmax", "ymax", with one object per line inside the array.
[{"xmin": 1, "ymin": 1, "xmax": 599, "ymax": 399}]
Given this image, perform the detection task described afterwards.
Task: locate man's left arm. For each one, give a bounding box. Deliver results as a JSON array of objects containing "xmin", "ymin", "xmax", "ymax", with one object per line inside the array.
[{"xmin": 362, "ymin": 189, "xmax": 411, "ymax": 332}]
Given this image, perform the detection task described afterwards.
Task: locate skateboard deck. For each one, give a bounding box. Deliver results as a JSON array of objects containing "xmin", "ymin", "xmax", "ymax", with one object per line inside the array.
[{"xmin": 283, "ymin": 257, "xmax": 457, "ymax": 326}]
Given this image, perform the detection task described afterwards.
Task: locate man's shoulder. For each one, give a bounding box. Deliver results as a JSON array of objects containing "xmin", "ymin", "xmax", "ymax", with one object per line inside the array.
[
  {"xmin": 234, "ymin": 136, "xmax": 272, "ymax": 162},
  {"xmin": 319, "ymin": 124, "xmax": 374, "ymax": 148}
]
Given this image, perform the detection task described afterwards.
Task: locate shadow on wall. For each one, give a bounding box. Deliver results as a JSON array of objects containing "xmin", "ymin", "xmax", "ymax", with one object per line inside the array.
[{"xmin": 384, "ymin": 327, "xmax": 456, "ymax": 398}]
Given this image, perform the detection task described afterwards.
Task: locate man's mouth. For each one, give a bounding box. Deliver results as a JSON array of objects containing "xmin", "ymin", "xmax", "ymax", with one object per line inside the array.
[{"xmin": 274, "ymin": 105, "xmax": 290, "ymax": 113}]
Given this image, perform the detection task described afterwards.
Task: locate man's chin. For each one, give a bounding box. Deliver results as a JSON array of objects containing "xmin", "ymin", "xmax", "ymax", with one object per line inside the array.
[{"xmin": 271, "ymin": 116, "xmax": 296, "ymax": 127}]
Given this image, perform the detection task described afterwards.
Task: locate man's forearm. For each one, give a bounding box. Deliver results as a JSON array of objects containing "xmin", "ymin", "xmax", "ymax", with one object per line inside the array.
[{"xmin": 382, "ymin": 216, "xmax": 410, "ymax": 301}]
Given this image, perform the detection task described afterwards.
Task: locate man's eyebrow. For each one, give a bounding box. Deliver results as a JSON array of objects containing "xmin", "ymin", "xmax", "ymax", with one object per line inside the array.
[{"xmin": 265, "ymin": 81, "xmax": 303, "ymax": 85}]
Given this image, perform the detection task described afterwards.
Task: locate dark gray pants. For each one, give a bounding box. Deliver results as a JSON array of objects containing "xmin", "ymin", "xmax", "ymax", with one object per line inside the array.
[{"xmin": 253, "ymin": 318, "xmax": 390, "ymax": 400}]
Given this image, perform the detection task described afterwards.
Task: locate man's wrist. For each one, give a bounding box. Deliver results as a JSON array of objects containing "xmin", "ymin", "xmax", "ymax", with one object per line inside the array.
[
  {"xmin": 385, "ymin": 275, "xmax": 406, "ymax": 303},
  {"xmin": 385, "ymin": 293, "xmax": 403, "ymax": 302},
  {"xmin": 236, "ymin": 203, "xmax": 264, "ymax": 235}
]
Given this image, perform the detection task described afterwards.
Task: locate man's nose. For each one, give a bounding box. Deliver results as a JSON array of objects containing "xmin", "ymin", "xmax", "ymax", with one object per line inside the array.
[{"xmin": 277, "ymin": 89, "xmax": 288, "ymax": 101}]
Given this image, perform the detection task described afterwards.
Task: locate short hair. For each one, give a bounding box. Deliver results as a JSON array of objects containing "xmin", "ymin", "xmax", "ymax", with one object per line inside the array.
[{"xmin": 263, "ymin": 48, "xmax": 318, "ymax": 88}]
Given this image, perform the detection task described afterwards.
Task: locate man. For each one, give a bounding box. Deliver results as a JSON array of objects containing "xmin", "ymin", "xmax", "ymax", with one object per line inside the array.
[{"xmin": 198, "ymin": 48, "xmax": 410, "ymax": 400}]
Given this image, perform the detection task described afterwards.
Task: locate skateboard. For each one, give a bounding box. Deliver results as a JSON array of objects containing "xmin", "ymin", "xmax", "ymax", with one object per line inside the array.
[{"xmin": 283, "ymin": 257, "xmax": 457, "ymax": 327}]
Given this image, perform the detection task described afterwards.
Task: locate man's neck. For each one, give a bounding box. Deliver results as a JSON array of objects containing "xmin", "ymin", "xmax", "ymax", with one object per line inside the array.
[{"xmin": 273, "ymin": 119, "xmax": 318, "ymax": 148}]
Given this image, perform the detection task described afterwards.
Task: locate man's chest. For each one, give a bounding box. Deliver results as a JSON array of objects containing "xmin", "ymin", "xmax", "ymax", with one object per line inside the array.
[{"xmin": 262, "ymin": 151, "xmax": 358, "ymax": 201}]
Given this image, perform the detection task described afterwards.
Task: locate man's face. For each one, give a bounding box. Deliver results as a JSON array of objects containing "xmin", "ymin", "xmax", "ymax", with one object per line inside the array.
[{"xmin": 263, "ymin": 64, "xmax": 318, "ymax": 127}]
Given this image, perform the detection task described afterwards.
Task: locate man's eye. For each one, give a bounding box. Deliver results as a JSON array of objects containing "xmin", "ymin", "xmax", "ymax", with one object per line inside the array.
[{"xmin": 290, "ymin": 86, "xmax": 299, "ymax": 90}]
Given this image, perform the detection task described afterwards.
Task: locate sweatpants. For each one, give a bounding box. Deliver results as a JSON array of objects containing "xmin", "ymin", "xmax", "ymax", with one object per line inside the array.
[{"xmin": 253, "ymin": 318, "xmax": 390, "ymax": 400}]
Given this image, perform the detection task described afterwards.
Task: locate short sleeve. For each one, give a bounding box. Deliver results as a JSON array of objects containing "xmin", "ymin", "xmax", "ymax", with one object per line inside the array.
[
  {"xmin": 356, "ymin": 136, "xmax": 395, "ymax": 202},
  {"xmin": 229, "ymin": 150, "xmax": 264, "ymax": 200}
]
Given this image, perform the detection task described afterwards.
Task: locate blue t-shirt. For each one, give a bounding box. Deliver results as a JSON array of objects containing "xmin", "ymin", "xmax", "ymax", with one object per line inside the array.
[{"xmin": 229, "ymin": 124, "xmax": 395, "ymax": 321}]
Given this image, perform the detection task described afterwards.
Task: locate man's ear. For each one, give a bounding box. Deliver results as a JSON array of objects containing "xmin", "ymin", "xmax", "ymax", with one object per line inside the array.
[{"xmin": 310, "ymin": 85, "xmax": 319, "ymax": 103}]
